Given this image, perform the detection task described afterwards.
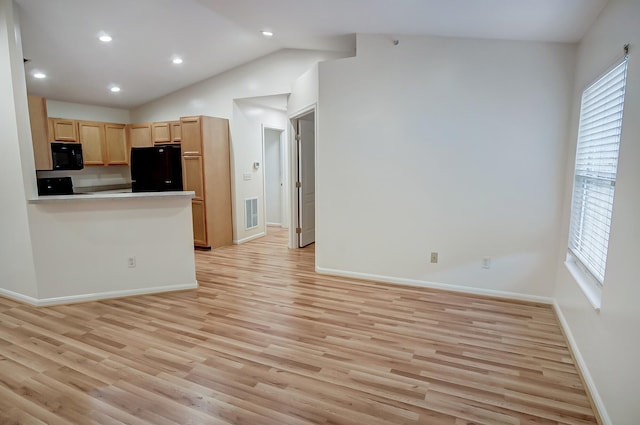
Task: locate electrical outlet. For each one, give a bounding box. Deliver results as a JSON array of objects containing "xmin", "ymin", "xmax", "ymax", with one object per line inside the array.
[
  {"xmin": 127, "ymin": 256, "xmax": 136, "ymax": 268},
  {"xmin": 482, "ymin": 257, "xmax": 491, "ymax": 269},
  {"xmin": 430, "ymin": 252, "xmax": 438, "ymax": 263}
]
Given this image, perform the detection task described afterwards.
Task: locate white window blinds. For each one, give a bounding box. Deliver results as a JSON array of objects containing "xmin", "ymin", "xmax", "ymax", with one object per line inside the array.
[{"xmin": 568, "ymin": 58, "xmax": 628, "ymax": 284}]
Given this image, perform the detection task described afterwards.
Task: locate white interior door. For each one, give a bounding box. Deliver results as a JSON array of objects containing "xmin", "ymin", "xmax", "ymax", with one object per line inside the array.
[
  {"xmin": 264, "ymin": 128, "xmax": 283, "ymax": 226},
  {"xmin": 298, "ymin": 114, "xmax": 315, "ymax": 247}
]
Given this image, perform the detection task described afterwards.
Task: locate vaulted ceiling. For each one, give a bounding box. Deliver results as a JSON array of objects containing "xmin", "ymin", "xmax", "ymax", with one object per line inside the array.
[{"xmin": 17, "ymin": 0, "xmax": 608, "ymax": 109}]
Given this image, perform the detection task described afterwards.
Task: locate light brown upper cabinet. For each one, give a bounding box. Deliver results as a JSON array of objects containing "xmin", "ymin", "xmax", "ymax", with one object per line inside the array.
[
  {"xmin": 27, "ymin": 95, "xmax": 52, "ymax": 170},
  {"xmin": 78, "ymin": 121, "xmax": 129, "ymax": 166},
  {"xmin": 34, "ymin": 112, "xmax": 128, "ymax": 168},
  {"xmin": 128, "ymin": 123, "xmax": 152, "ymax": 147},
  {"xmin": 78, "ymin": 121, "xmax": 105, "ymax": 165},
  {"xmin": 180, "ymin": 116, "xmax": 202, "ymax": 155},
  {"xmin": 151, "ymin": 122, "xmax": 171, "ymax": 144},
  {"xmin": 152, "ymin": 121, "xmax": 182, "ymax": 145},
  {"xmin": 170, "ymin": 121, "xmax": 181, "ymax": 143},
  {"xmin": 49, "ymin": 118, "xmax": 79, "ymax": 142},
  {"xmin": 105, "ymin": 124, "xmax": 128, "ymax": 165}
]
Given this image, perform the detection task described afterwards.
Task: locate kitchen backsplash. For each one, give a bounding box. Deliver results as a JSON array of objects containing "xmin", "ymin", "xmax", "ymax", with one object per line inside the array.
[{"xmin": 37, "ymin": 165, "xmax": 131, "ymax": 190}]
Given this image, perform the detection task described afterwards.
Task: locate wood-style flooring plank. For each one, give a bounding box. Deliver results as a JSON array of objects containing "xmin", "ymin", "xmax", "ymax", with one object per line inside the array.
[{"xmin": 0, "ymin": 228, "xmax": 598, "ymax": 424}]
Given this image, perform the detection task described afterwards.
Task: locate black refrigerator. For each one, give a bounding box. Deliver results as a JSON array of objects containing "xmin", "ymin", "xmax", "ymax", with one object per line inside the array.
[{"xmin": 130, "ymin": 145, "xmax": 183, "ymax": 192}]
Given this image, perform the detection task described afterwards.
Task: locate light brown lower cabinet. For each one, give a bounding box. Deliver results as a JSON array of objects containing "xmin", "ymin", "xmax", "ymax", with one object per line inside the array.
[
  {"xmin": 182, "ymin": 155, "xmax": 204, "ymax": 198},
  {"xmin": 191, "ymin": 200, "xmax": 207, "ymax": 246}
]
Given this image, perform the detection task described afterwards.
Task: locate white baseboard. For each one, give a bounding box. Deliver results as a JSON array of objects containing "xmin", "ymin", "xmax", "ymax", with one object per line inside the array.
[
  {"xmin": 315, "ymin": 266, "xmax": 554, "ymax": 304},
  {"xmin": 0, "ymin": 282, "xmax": 198, "ymax": 307},
  {"xmin": 234, "ymin": 232, "xmax": 266, "ymax": 245},
  {"xmin": 553, "ymin": 301, "xmax": 611, "ymax": 425},
  {"xmin": 0, "ymin": 288, "xmax": 40, "ymax": 305}
]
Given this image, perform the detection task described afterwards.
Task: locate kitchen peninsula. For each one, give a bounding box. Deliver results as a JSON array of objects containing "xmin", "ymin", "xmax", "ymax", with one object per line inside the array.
[{"xmin": 20, "ymin": 190, "xmax": 198, "ymax": 306}]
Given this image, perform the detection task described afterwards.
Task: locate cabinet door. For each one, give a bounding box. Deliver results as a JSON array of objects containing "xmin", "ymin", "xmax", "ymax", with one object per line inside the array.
[
  {"xmin": 105, "ymin": 123, "xmax": 128, "ymax": 165},
  {"xmin": 51, "ymin": 118, "xmax": 78, "ymax": 142},
  {"xmin": 191, "ymin": 199, "xmax": 208, "ymax": 247},
  {"xmin": 170, "ymin": 121, "xmax": 182, "ymax": 143},
  {"xmin": 180, "ymin": 117, "xmax": 202, "ymax": 155},
  {"xmin": 182, "ymin": 155, "xmax": 204, "ymax": 199},
  {"xmin": 152, "ymin": 122, "xmax": 171, "ymax": 144},
  {"xmin": 129, "ymin": 123, "xmax": 152, "ymax": 147},
  {"xmin": 28, "ymin": 95, "xmax": 52, "ymax": 170},
  {"xmin": 78, "ymin": 121, "xmax": 105, "ymax": 165}
]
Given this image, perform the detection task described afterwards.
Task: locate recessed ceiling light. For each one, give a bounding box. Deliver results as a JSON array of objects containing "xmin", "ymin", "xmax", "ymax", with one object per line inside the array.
[
  {"xmin": 99, "ymin": 34, "xmax": 112, "ymax": 43},
  {"xmin": 261, "ymin": 30, "xmax": 274, "ymax": 37},
  {"xmin": 110, "ymin": 86, "xmax": 121, "ymax": 93},
  {"xmin": 172, "ymin": 57, "xmax": 183, "ymax": 64},
  {"xmin": 33, "ymin": 72, "xmax": 46, "ymax": 79}
]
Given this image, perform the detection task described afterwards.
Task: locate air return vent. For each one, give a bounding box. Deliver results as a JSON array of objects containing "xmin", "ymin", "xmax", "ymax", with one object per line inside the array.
[{"xmin": 245, "ymin": 197, "xmax": 258, "ymax": 230}]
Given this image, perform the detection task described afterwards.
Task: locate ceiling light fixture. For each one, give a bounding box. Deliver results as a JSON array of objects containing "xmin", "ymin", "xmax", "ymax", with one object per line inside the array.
[
  {"xmin": 261, "ymin": 30, "xmax": 274, "ymax": 38},
  {"xmin": 33, "ymin": 72, "xmax": 46, "ymax": 79},
  {"xmin": 172, "ymin": 57, "xmax": 183, "ymax": 64},
  {"xmin": 110, "ymin": 86, "xmax": 121, "ymax": 93},
  {"xmin": 99, "ymin": 34, "xmax": 112, "ymax": 43}
]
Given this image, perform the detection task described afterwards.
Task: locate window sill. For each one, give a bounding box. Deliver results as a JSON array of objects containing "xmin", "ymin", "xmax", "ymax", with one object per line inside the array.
[{"xmin": 564, "ymin": 254, "xmax": 602, "ymax": 311}]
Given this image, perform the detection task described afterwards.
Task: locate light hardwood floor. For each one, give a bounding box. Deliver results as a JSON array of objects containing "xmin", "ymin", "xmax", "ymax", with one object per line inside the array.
[{"xmin": 0, "ymin": 229, "xmax": 598, "ymax": 424}]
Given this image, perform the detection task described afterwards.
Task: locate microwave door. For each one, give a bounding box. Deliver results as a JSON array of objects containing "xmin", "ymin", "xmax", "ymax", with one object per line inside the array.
[
  {"xmin": 51, "ymin": 143, "xmax": 84, "ymax": 170},
  {"xmin": 52, "ymin": 151, "xmax": 70, "ymax": 169}
]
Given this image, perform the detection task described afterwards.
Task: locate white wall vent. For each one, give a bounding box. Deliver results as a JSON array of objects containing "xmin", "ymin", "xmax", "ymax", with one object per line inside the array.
[{"xmin": 245, "ymin": 197, "xmax": 258, "ymax": 230}]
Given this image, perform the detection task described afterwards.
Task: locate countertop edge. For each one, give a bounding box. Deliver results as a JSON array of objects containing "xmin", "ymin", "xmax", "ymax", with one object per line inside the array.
[{"xmin": 28, "ymin": 191, "xmax": 196, "ymax": 203}]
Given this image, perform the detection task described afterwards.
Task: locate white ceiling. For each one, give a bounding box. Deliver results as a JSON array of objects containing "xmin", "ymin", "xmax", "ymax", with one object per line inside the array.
[{"xmin": 17, "ymin": 0, "xmax": 608, "ymax": 109}]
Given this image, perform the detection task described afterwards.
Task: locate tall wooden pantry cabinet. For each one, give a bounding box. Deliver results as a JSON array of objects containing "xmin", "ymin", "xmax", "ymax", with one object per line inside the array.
[{"xmin": 180, "ymin": 115, "xmax": 233, "ymax": 249}]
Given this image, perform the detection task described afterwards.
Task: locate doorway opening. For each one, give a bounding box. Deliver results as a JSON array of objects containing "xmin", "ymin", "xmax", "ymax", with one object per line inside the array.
[{"xmin": 262, "ymin": 127, "xmax": 286, "ymax": 231}]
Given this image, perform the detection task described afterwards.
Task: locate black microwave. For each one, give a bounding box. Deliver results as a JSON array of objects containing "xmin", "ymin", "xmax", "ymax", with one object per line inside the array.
[{"xmin": 51, "ymin": 142, "xmax": 83, "ymax": 170}]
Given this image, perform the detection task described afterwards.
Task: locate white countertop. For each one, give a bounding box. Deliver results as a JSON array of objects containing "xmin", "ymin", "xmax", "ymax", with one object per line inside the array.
[{"xmin": 29, "ymin": 190, "xmax": 195, "ymax": 203}]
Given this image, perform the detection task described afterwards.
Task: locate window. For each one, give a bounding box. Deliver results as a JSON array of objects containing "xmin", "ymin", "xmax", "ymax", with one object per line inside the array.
[{"xmin": 568, "ymin": 57, "xmax": 628, "ymax": 292}]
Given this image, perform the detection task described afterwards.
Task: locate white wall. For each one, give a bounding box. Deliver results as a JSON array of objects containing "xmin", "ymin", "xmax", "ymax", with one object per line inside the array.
[
  {"xmin": 0, "ymin": 0, "xmax": 38, "ymax": 298},
  {"xmin": 130, "ymin": 49, "xmax": 348, "ymax": 122},
  {"xmin": 288, "ymin": 63, "xmax": 319, "ymax": 117},
  {"xmin": 317, "ymin": 34, "xmax": 576, "ymax": 300},
  {"xmin": 46, "ymin": 99, "xmax": 131, "ymax": 123},
  {"xmin": 552, "ymin": 0, "xmax": 640, "ymax": 423},
  {"xmin": 231, "ymin": 100, "xmax": 288, "ymax": 243}
]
